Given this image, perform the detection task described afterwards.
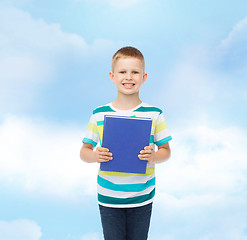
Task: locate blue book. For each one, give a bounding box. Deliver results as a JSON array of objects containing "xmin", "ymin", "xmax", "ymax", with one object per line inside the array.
[{"xmin": 100, "ymin": 115, "xmax": 152, "ymax": 174}]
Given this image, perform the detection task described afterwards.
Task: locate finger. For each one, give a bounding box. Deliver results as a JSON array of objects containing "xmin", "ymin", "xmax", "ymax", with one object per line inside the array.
[
  {"xmin": 140, "ymin": 149, "xmax": 152, "ymax": 154},
  {"xmin": 98, "ymin": 150, "xmax": 112, "ymax": 157},
  {"xmin": 97, "ymin": 147, "xmax": 109, "ymax": 152},
  {"xmin": 138, "ymin": 156, "xmax": 149, "ymax": 161},
  {"xmin": 138, "ymin": 153, "xmax": 148, "ymax": 158},
  {"xmin": 97, "ymin": 158, "xmax": 110, "ymax": 163},
  {"xmin": 144, "ymin": 146, "xmax": 154, "ymax": 150},
  {"xmin": 99, "ymin": 155, "xmax": 113, "ymax": 160},
  {"xmin": 97, "ymin": 151, "xmax": 112, "ymax": 158},
  {"xmin": 97, "ymin": 147, "xmax": 109, "ymax": 153},
  {"xmin": 99, "ymin": 151, "xmax": 112, "ymax": 157},
  {"xmin": 98, "ymin": 155, "xmax": 113, "ymax": 161},
  {"xmin": 139, "ymin": 154, "xmax": 151, "ymax": 159}
]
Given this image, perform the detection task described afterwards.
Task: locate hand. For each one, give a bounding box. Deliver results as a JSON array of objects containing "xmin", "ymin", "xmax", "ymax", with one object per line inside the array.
[
  {"xmin": 138, "ymin": 145, "xmax": 155, "ymax": 164},
  {"xmin": 95, "ymin": 147, "xmax": 113, "ymax": 163}
]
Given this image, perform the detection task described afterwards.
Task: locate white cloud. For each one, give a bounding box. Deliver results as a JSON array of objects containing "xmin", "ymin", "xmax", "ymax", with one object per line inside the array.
[
  {"xmin": 216, "ymin": 16, "xmax": 247, "ymax": 73},
  {"xmin": 0, "ymin": 115, "xmax": 99, "ymax": 200},
  {"xmin": 151, "ymin": 124, "xmax": 247, "ymax": 240},
  {"xmin": 0, "ymin": 3, "xmax": 114, "ymax": 114},
  {"xmin": 0, "ymin": 219, "xmax": 42, "ymax": 240},
  {"xmin": 0, "ymin": 3, "xmax": 115, "ymax": 61},
  {"xmin": 153, "ymin": 17, "xmax": 247, "ymax": 238},
  {"xmin": 156, "ymin": 124, "xmax": 247, "ymax": 200},
  {"xmin": 158, "ymin": 125, "xmax": 247, "ymax": 193},
  {"xmin": 0, "ymin": 4, "xmax": 85, "ymax": 113},
  {"xmin": 159, "ymin": 16, "xmax": 247, "ymax": 123},
  {"xmin": 0, "ymin": 114, "xmax": 246, "ymax": 239},
  {"xmin": 220, "ymin": 16, "xmax": 247, "ymax": 50},
  {"xmin": 0, "ymin": 4, "xmax": 87, "ymax": 55},
  {"xmin": 3, "ymin": 116, "xmax": 246, "ymax": 239}
]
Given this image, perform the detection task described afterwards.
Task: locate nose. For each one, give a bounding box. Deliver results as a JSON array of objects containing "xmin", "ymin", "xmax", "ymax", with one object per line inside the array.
[{"xmin": 125, "ymin": 72, "xmax": 132, "ymax": 80}]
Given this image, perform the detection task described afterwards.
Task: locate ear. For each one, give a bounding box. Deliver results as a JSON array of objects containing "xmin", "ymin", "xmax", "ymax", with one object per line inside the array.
[
  {"xmin": 142, "ymin": 73, "xmax": 147, "ymax": 84},
  {"xmin": 109, "ymin": 72, "xmax": 114, "ymax": 83}
]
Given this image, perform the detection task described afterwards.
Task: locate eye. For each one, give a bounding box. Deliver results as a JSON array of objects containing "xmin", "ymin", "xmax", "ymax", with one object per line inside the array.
[
  {"xmin": 133, "ymin": 71, "xmax": 139, "ymax": 74},
  {"xmin": 119, "ymin": 71, "xmax": 125, "ymax": 74}
]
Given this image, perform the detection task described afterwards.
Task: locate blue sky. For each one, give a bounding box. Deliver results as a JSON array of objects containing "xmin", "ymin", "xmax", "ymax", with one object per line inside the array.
[{"xmin": 0, "ymin": 0, "xmax": 247, "ymax": 239}]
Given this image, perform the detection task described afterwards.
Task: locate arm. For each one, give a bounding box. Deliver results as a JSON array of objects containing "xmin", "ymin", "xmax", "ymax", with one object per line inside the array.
[
  {"xmin": 80, "ymin": 143, "xmax": 113, "ymax": 163},
  {"xmin": 138, "ymin": 142, "xmax": 171, "ymax": 164}
]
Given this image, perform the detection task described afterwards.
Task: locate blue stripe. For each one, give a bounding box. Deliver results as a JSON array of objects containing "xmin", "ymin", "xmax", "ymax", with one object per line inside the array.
[
  {"xmin": 98, "ymin": 175, "xmax": 155, "ymax": 192},
  {"xmin": 93, "ymin": 106, "xmax": 115, "ymax": 114},
  {"xmin": 82, "ymin": 138, "xmax": 97, "ymax": 147},
  {"xmin": 150, "ymin": 135, "xmax": 154, "ymax": 144},
  {"xmin": 98, "ymin": 188, "xmax": 155, "ymax": 205},
  {"xmin": 134, "ymin": 106, "xmax": 163, "ymax": 114},
  {"xmin": 155, "ymin": 136, "xmax": 172, "ymax": 146}
]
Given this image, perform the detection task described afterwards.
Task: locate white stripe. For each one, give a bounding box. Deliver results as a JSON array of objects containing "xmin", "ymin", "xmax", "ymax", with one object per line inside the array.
[
  {"xmin": 94, "ymin": 106, "xmax": 160, "ymax": 121},
  {"xmin": 84, "ymin": 131, "xmax": 99, "ymax": 143},
  {"xmin": 155, "ymin": 128, "xmax": 171, "ymax": 142},
  {"xmin": 98, "ymin": 173, "xmax": 155, "ymax": 184},
  {"xmin": 98, "ymin": 198, "xmax": 154, "ymax": 208},
  {"xmin": 97, "ymin": 184, "xmax": 155, "ymax": 198}
]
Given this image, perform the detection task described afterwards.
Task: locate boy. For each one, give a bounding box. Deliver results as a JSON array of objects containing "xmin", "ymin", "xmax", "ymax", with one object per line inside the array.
[{"xmin": 80, "ymin": 46, "xmax": 172, "ymax": 240}]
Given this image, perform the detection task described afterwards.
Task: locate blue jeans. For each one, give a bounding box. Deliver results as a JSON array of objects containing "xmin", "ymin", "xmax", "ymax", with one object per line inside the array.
[{"xmin": 99, "ymin": 203, "xmax": 153, "ymax": 240}]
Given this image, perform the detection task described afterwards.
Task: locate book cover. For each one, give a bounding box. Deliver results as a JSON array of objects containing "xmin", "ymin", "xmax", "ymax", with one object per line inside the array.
[{"xmin": 100, "ymin": 115, "xmax": 152, "ymax": 174}]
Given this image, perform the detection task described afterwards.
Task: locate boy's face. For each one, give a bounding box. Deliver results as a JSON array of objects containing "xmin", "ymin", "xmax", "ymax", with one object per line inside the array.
[{"xmin": 109, "ymin": 57, "xmax": 147, "ymax": 97}]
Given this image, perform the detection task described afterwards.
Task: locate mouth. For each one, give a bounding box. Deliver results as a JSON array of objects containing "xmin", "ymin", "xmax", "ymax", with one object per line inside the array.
[{"xmin": 122, "ymin": 83, "xmax": 135, "ymax": 89}]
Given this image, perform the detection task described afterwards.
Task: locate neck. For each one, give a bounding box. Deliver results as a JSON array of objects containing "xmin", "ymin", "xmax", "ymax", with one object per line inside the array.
[{"xmin": 112, "ymin": 92, "xmax": 142, "ymax": 110}]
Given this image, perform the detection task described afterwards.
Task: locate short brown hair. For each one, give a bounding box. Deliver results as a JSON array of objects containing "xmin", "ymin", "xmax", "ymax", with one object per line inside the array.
[{"xmin": 112, "ymin": 46, "xmax": 145, "ymax": 71}]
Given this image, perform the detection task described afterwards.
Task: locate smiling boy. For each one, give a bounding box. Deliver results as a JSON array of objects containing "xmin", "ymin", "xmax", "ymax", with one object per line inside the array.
[{"xmin": 80, "ymin": 46, "xmax": 172, "ymax": 240}]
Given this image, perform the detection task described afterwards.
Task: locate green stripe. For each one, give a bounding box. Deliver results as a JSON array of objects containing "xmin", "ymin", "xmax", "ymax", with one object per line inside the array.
[
  {"xmin": 98, "ymin": 175, "xmax": 155, "ymax": 192},
  {"xmin": 98, "ymin": 188, "xmax": 155, "ymax": 205},
  {"xmin": 155, "ymin": 136, "xmax": 172, "ymax": 146},
  {"xmin": 97, "ymin": 120, "xmax": 104, "ymax": 126},
  {"xmin": 150, "ymin": 135, "xmax": 154, "ymax": 144},
  {"xmin": 99, "ymin": 167, "xmax": 155, "ymax": 177},
  {"xmin": 134, "ymin": 106, "xmax": 162, "ymax": 114},
  {"xmin": 82, "ymin": 138, "xmax": 97, "ymax": 147},
  {"xmin": 93, "ymin": 106, "xmax": 116, "ymax": 114}
]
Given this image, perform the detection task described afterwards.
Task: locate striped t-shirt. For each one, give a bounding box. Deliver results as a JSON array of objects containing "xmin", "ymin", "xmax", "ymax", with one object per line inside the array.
[{"xmin": 82, "ymin": 102, "xmax": 172, "ymax": 208}]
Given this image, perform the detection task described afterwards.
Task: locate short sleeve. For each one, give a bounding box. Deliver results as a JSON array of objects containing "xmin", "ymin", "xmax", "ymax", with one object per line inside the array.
[
  {"xmin": 82, "ymin": 113, "xmax": 99, "ymax": 147},
  {"xmin": 154, "ymin": 113, "xmax": 172, "ymax": 146}
]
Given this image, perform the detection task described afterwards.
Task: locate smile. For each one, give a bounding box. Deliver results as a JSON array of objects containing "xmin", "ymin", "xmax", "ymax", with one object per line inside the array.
[
  {"xmin": 122, "ymin": 83, "xmax": 135, "ymax": 89},
  {"xmin": 122, "ymin": 83, "xmax": 135, "ymax": 86}
]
